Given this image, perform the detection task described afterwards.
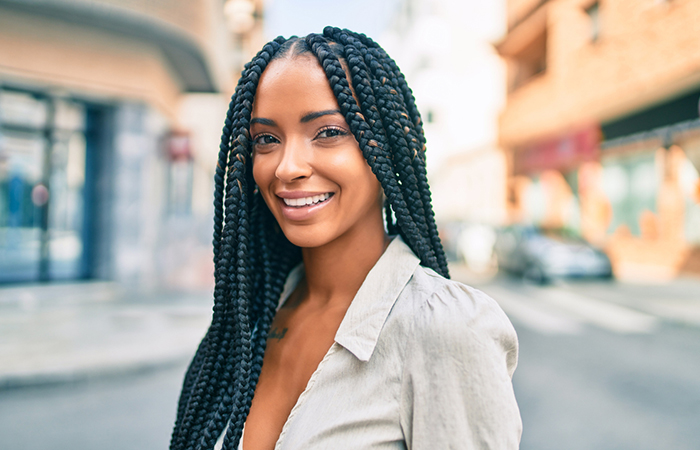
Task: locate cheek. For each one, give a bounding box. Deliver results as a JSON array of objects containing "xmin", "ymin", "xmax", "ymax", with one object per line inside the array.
[
  {"xmin": 252, "ymin": 154, "xmax": 273, "ymax": 187},
  {"xmin": 252, "ymin": 160, "xmax": 263, "ymax": 186},
  {"xmin": 252, "ymin": 158, "xmax": 276, "ymax": 207},
  {"xmin": 342, "ymin": 154, "xmax": 382, "ymax": 204},
  {"xmin": 350, "ymin": 154, "xmax": 377, "ymax": 187}
]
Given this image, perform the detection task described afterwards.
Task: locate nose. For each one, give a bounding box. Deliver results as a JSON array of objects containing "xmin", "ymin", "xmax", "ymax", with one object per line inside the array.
[{"xmin": 275, "ymin": 140, "xmax": 312, "ymax": 183}]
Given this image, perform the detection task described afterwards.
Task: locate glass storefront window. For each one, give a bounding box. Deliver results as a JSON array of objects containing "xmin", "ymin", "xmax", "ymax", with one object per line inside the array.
[
  {"xmin": 0, "ymin": 130, "xmax": 46, "ymax": 281},
  {"xmin": 522, "ymin": 176, "xmax": 546, "ymax": 224},
  {"xmin": 680, "ymin": 158, "xmax": 700, "ymax": 244},
  {"xmin": 0, "ymin": 89, "xmax": 89, "ymax": 283},
  {"xmin": 0, "ymin": 90, "xmax": 48, "ymax": 129},
  {"xmin": 167, "ymin": 159, "xmax": 193, "ymax": 216},
  {"xmin": 48, "ymin": 129, "xmax": 86, "ymax": 279},
  {"xmin": 602, "ymin": 153, "xmax": 659, "ymax": 236}
]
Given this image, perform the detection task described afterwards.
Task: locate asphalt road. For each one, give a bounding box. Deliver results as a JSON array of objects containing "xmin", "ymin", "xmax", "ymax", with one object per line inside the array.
[
  {"xmin": 1, "ymin": 274, "xmax": 699, "ymax": 450},
  {"xmin": 0, "ymin": 364, "xmax": 186, "ymax": 450},
  {"xmin": 471, "ymin": 274, "xmax": 700, "ymax": 450},
  {"xmin": 514, "ymin": 323, "xmax": 700, "ymax": 450}
]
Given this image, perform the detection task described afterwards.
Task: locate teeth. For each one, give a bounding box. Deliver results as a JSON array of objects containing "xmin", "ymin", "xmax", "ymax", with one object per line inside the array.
[{"xmin": 283, "ymin": 193, "xmax": 331, "ymax": 207}]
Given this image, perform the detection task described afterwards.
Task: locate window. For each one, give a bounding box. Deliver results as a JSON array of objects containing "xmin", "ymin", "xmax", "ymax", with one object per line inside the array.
[
  {"xmin": 0, "ymin": 89, "xmax": 93, "ymax": 282},
  {"xmin": 510, "ymin": 28, "xmax": 547, "ymax": 91},
  {"xmin": 497, "ymin": 4, "xmax": 549, "ymax": 92},
  {"xmin": 164, "ymin": 132, "xmax": 193, "ymax": 216}
]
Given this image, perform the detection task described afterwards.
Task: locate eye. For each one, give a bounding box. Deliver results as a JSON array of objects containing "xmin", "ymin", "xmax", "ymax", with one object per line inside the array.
[
  {"xmin": 315, "ymin": 127, "xmax": 348, "ymax": 139},
  {"xmin": 252, "ymin": 134, "xmax": 279, "ymax": 147}
]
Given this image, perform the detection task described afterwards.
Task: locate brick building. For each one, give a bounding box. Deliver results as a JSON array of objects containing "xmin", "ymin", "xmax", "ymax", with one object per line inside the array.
[{"xmin": 497, "ymin": 0, "xmax": 700, "ymax": 279}]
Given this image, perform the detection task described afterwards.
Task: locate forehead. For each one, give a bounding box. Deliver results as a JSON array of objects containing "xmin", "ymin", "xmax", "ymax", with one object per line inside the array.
[{"xmin": 253, "ymin": 55, "xmax": 339, "ymax": 116}]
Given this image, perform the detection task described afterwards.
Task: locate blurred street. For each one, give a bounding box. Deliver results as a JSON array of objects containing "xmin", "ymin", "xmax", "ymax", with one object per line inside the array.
[
  {"xmin": 0, "ymin": 282, "xmax": 211, "ymax": 450},
  {"xmin": 2, "ymin": 1, "xmax": 700, "ymax": 449},
  {"xmin": 0, "ymin": 363, "xmax": 188, "ymax": 450},
  {"xmin": 1, "ymin": 271, "xmax": 699, "ymax": 450},
  {"xmin": 454, "ymin": 266, "xmax": 700, "ymax": 450}
]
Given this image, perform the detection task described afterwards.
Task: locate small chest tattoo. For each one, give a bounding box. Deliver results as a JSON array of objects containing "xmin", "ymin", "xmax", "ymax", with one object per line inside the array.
[{"xmin": 268, "ymin": 327, "xmax": 288, "ymax": 341}]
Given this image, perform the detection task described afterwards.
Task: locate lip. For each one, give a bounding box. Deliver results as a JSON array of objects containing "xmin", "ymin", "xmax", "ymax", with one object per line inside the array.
[
  {"xmin": 276, "ymin": 190, "xmax": 332, "ymax": 199},
  {"xmin": 276, "ymin": 191, "xmax": 335, "ymax": 221}
]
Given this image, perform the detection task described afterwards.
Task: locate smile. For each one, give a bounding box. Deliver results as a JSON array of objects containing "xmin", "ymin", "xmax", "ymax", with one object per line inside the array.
[{"xmin": 282, "ymin": 193, "xmax": 333, "ymax": 207}]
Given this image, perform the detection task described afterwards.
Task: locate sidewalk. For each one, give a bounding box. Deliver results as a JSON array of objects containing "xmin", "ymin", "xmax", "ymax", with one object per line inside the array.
[{"xmin": 0, "ymin": 281, "xmax": 212, "ymax": 389}]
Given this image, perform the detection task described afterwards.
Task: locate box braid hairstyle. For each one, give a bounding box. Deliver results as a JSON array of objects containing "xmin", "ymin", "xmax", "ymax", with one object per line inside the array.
[{"xmin": 170, "ymin": 27, "xmax": 449, "ymax": 450}]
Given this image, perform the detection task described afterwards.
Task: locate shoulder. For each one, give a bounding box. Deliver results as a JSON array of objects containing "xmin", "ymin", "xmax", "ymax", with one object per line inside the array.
[
  {"xmin": 394, "ymin": 264, "xmax": 514, "ymax": 336},
  {"xmin": 390, "ymin": 265, "xmax": 519, "ymax": 375},
  {"xmin": 392, "ymin": 267, "xmax": 523, "ymax": 449}
]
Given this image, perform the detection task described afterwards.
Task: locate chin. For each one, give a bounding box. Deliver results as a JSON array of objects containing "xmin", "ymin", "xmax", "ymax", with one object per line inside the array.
[{"xmin": 279, "ymin": 226, "xmax": 333, "ymax": 249}]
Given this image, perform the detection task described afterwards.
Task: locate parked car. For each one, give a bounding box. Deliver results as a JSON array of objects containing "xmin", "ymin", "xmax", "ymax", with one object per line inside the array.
[{"xmin": 494, "ymin": 225, "xmax": 613, "ymax": 283}]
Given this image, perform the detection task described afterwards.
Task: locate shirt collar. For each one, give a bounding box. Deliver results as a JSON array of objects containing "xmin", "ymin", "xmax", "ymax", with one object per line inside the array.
[
  {"xmin": 334, "ymin": 235, "xmax": 420, "ymax": 362},
  {"xmin": 277, "ymin": 235, "xmax": 420, "ymax": 362}
]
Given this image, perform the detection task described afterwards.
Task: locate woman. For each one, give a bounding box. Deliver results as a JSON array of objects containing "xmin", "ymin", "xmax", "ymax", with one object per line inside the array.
[{"xmin": 170, "ymin": 28, "xmax": 521, "ymax": 450}]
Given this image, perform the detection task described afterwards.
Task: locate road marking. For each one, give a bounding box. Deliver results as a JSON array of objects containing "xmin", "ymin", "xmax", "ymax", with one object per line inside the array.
[
  {"xmin": 484, "ymin": 286, "xmax": 584, "ymax": 335},
  {"xmin": 532, "ymin": 287, "xmax": 659, "ymax": 334},
  {"xmin": 641, "ymin": 299, "xmax": 700, "ymax": 327},
  {"xmin": 482, "ymin": 284, "xmax": 660, "ymax": 335}
]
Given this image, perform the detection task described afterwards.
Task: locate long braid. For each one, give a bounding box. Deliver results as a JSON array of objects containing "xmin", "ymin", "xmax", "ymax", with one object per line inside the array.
[
  {"xmin": 376, "ymin": 47, "xmax": 448, "ymax": 274},
  {"xmin": 348, "ymin": 33, "xmax": 448, "ymax": 275},
  {"xmin": 355, "ymin": 40, "xmax": 434, "ymax": 250},
  {"xmin": 324, "ymin": 33, "xmax": 420, "ymax": 245},
  {"xmin": 346, "ymin": 33, "xmax": 433, "ymax": 248},
  {"xmin": 315, "ymin": 28, "xmax": 448, "ymax": 276},
  {"xmin": 172, "ymin": 328, "xmax": 210, "ymax": 436},
  {"xmin": 171, "ymin": 28, "xmax": 449, "ymax": 450},
  {"xmin": 220, "ymin": 198, "xmax": 298, "ymax": 450},
  {"xmin": 184, "ymin": 56, "xmax": 263, "ymax": 445},
  {"xmin": 304, "ymin": 34, "xmax": 435, "ymax": 272},
  {"xmin": 174, "ymin": 62, "xmax": 254, "ymax": 449},
  {"xmin": 362, "ymin": 33, "xmax": 447, "ymax": 275},
  {"xmin": 170, "ymin": 37, "xmax": 294, "ymax": 450},
  {"xmin": 172, "ymin": 66, "xmax": 252, "ymax": 449}
]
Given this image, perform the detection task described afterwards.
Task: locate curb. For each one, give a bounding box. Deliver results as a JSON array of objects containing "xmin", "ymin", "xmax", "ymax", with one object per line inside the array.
[{"xmin": 0, "ymin": 354, "xmax": 192, "ymax": 390}]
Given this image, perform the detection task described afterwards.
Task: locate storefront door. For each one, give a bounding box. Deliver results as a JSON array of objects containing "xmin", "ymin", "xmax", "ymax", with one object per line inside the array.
[{"xmin": 0, "ymin": 88, "xmax": 91, "ymax": 283}]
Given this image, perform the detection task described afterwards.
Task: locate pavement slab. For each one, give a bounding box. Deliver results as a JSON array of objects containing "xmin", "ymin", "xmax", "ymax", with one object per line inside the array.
[{"xmin": 0, "ymin": 282, "xmax": 212, "ymax": 389}]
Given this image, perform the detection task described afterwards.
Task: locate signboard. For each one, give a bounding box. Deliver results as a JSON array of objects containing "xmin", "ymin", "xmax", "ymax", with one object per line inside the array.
[
  {"xmin": 165, "ymin": 132, "xmax": 191, "ymax": 161},
  {"xmin": 513, "ymin": 125, "xmax": 601, "ymax": 175}
]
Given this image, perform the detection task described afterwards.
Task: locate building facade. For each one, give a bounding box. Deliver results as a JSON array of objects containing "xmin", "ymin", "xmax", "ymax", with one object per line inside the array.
[
  {"xmin": 497, "ymin": 0, "xmax": 700, "ymax": 279},
  {"xmin": 382, "ymin": 0, "xmax": 509, "ymax": 230},
  {"xmin": 0, "ymin": 0, "xmax": 264, "ymax": 287}
]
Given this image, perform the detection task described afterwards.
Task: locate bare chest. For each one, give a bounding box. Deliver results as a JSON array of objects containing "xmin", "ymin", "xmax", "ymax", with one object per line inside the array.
[{"xmin": 241, "ymin": 306, "xmax": 346, "ymax": 450}]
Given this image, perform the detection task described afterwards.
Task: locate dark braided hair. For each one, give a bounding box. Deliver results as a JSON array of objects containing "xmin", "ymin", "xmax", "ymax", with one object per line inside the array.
[{"xmin": 170, "ymin": 27, "xmax": 448, "ymax": 450}]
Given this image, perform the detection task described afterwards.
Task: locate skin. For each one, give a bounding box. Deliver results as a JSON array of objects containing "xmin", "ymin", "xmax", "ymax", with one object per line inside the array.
[{"xmin": 244, "ymin": 52, "xmax": 390, "ymax": 450}]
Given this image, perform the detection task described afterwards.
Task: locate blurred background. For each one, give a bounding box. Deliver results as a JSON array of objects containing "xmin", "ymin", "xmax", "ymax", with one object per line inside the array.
[{"xmin": 1, "ymin": 0, "xmax": 699, "ymax": 449}]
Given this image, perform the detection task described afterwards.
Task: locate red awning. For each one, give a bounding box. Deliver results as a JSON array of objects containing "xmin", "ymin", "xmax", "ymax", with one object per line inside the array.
[{"xmin": 513, "ymin": 125, "xmax": 601, "ymax": 175}]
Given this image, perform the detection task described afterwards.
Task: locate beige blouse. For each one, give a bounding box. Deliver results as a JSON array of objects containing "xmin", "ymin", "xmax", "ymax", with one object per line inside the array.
[{"xmin": 217, "ymin": 235, "xmax": 522, "ymax": 450}]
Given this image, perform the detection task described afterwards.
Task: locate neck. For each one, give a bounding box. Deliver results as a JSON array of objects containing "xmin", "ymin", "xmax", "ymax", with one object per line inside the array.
[{"xmin": 300, "ymin": 222, "xmax": 390, "ymax": 309}]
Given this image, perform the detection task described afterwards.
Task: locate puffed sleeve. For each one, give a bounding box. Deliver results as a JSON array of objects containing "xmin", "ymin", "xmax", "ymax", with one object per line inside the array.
[{"xmin": 399, "ymin": 281, "xmax": 522, "ymax": 449}]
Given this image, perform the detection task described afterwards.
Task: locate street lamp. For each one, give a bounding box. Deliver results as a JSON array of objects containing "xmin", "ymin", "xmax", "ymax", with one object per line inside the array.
[{"xmin": 224, "ymin": 0, "xmax": 256, "ymax": 35}]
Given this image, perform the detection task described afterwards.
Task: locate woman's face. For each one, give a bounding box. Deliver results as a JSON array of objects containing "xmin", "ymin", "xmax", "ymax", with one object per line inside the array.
[{"xmin": 251, "ymin": 54, "xmax": 384, "ymax": 249}]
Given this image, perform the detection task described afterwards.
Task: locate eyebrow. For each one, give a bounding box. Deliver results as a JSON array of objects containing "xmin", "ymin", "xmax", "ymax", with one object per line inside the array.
[
  {"xmin": 250, "ymin": 117, "xmax": 275, "ymax": 126},
  {"xmin": 250, "ymin": 109, "xmax": 342, "ymax": 127},
  {"xmin": 300, "ymin": 109, "xmax": 342, "ymax": 123}
]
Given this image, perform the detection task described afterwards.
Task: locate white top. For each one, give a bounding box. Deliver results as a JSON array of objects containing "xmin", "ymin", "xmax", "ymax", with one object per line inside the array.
[{"xmin": 217, "ymin": 235, "xmax": 522, "ymax": 450}]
